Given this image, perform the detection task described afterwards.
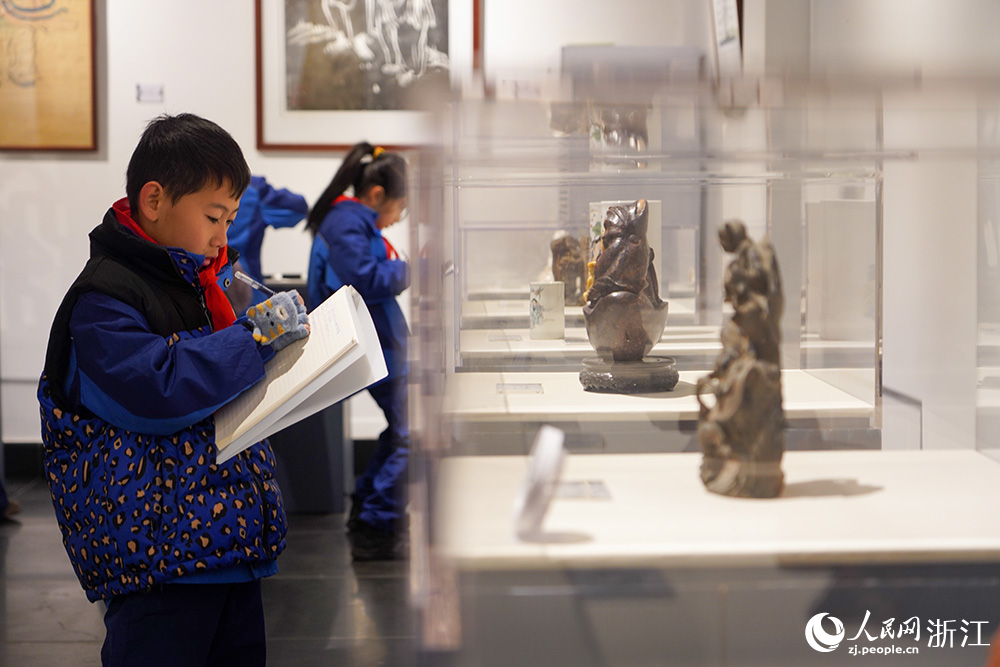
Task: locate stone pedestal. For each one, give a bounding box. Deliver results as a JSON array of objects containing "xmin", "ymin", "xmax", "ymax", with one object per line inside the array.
[{"xmin": 580, "ymin": 356, "xmax": 679, "ymax": 394}]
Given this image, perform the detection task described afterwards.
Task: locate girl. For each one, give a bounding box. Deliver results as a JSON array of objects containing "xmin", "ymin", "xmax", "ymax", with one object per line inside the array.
[{"xmin": 307, "ymin": 142, "xmax": 409, "ymax": 561}]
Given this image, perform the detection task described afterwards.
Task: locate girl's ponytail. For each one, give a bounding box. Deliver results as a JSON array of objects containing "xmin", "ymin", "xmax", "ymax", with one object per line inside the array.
[{"xmin": 307, "ymin": 142, "xmax": 375, "ymax": 235}]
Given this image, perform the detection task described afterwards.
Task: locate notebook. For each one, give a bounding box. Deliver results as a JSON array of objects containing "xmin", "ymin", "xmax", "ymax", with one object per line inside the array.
[{"xmin": 213, "ymin": 285, "xmax": 387, "ymax": 463}]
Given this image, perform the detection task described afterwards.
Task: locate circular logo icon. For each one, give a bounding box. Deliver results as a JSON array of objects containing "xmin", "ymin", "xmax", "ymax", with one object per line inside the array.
[{"xmin": 805, "ymin": 613, "xmax": 845, "ymax": 652}]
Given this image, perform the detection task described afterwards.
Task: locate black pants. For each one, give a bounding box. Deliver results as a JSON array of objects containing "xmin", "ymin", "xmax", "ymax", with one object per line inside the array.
[{"xmin": 102, "ymin": 581, "xmax": 265, "ymax": 667}]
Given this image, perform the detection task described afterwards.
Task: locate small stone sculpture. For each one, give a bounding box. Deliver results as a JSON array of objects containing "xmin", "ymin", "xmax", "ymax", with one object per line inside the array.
[
  {"xmin": 580, "ymin": 199, "xmax": 676, "ymax": 393},
  {"xmin": 594, "ymin": 105, "xmax": 649, "ymax": 153},
  {"xmin": 696, "ymin": 220, "xmax": 786, "ymax": 498},
  {"xmin": 550, "ymin": 233, "xmax": 588, "ymax": 306}
]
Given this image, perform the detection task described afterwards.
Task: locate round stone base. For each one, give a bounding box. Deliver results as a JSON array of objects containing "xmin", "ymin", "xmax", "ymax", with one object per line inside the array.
[{"xmin": 579, "ymin": 356, "xmax": 679, "ymax": 394}]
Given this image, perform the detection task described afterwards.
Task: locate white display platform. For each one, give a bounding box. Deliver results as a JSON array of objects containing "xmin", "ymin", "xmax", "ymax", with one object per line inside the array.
[
  {"xmin": 436, "ymin": 450, "xmax": 1000, "ymax": 570},
  {"xmin": 444, "ymin": 369, "xmax": 873, "ymax": 424},
  {"xmin": 459, "ymin": 325, "xmax": 721, "ymax": 370},
  {"xmin": 466, "ymin": 288, "xmax": 534, "ymax": 301},
  {"xmin": 460, "ymin": 298, "xmax": 697, "ymax": 329},
  {"xmin": 460, "ymin": 300, "xmax": 586, "ymax": 329},
  {"xmin": 443, "ymin": 369, "xmax": 876, "ymax": 454},
  {"xmin": 458, "ymin": 324, "xmax": 874, "ymax": 372}
]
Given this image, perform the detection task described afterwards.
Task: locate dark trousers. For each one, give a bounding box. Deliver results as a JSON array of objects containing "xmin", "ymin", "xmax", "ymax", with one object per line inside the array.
[
  {"xmin": 102, "ymin": 581, "xmax": 265, "ymax": 667},
  {"xmin": 355, "ymin": 375, "xmax": 409, "ymax": 532}
]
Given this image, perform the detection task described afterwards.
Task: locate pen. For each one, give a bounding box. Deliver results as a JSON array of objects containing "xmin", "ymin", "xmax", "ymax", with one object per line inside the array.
[{"xmin": 234, "ymin": 270, "xmax": 276, "ymax": 297}]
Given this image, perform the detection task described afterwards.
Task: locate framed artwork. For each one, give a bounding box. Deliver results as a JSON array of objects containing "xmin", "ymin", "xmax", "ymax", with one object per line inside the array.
[
  {"xmin": 256, "ymin": 0, "xmax": 451, "ymax": 150},
  {"xmin": 0, "ymin": 0, "xmax": 96, "ymax": 151}
]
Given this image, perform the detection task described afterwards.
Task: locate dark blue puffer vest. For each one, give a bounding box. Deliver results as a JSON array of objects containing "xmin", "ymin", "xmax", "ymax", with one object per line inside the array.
[{"xmin": 38, "ymin": 210, "xmax": 287, "ymax": 602}]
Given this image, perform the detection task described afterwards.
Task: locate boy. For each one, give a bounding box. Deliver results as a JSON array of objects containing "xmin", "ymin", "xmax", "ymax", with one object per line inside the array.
[{"xmin": 38, "ymin": 113, "xmax": 308, "ymax": 666}]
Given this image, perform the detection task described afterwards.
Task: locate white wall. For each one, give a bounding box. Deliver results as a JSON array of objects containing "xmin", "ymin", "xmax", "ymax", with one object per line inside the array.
[
  {"xmin": 880, "ymin": 93, "xmax": 979, "ymax": 450},
  {"xmin": 803, "ymin": 0, "xmax": 990, "ymax": 449},
  {"xmin": 483, "ymin": 0, "xmax": 713, "ymax": 82},
  {"xmin": 746, "ymin": 0, "xmax": 1000, "ymax": 78},
  {"xmin": 810, "ymin": 0, "xmax": 1000, "ymax": 78},
  {"xmin": 0, "ymin": 0, "xmax": 417, "ymax": 442}
]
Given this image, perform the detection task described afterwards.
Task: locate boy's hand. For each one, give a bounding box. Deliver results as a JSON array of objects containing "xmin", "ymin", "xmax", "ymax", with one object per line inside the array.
[{"xmin": 245, "ymin": 291, "xmax": 310, "ymax": 351}]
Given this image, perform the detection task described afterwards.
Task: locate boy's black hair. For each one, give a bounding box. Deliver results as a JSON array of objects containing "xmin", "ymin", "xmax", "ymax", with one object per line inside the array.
[
  {"xmin": 306, "ymin": 141, "xmax": 407, "ymax": 235},
  {"xmin": 126, "ymin": 113, "xmax": 251, "ymax": 213}
]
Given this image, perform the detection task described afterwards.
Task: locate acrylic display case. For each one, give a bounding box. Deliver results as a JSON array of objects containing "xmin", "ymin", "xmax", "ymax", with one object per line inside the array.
[{"xmin": 404, "ymin": 75, "xmax": 1000, "ymax": 665}]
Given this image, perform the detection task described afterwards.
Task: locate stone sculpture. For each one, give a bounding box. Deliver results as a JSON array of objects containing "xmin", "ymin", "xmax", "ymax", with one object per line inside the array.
[
  {"xmin": 580, "ymin": 199, "xmax": 676, "ymax": 393},
  {"xmin": 550, "ymin": 233, "xmax": 588, "ymax": 307},
  {"xmin": 594, "ymin": 105, "xmax": 649, "ymax": 153},
  {"xmin": 696, "ymin": 220, "xmax": 786, "ymax": 498}
]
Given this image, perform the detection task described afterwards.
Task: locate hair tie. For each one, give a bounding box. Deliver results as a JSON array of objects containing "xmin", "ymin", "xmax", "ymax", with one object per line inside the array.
[{"xmin": 372, "ymin": 146, "xmax": 385, "ymax": 158}]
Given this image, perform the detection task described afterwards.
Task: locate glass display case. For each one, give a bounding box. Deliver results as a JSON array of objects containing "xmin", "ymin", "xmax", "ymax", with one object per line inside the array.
[
  {"xmin": 427, "ymin": 82, "xmax": 881, "ymax": 457},
  {"xmin": 405, "ymin": 75, "xmax": 1000, "ymax": 665}
]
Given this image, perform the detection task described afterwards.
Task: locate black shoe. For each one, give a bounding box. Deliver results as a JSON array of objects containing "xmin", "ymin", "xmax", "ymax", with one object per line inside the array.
[
  {"xmin": 347, "ymin": 495, "xmax": 408, "ymax": 536},
  {"xmin": 349, "ymin": 524, "xmax": 407, "ymax": 561},
  {"xmin": 0, "ymin": 500, "xmax": 20, "ymax": 522},
  {"xmin": 346, "ymin": 494, "xmax": 364, "ymax": 534}
]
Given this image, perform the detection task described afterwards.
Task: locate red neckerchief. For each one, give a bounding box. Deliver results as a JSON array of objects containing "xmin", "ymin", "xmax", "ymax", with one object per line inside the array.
[
  {"xmin": 111, "ymin": 197, "xmax": 236, "ymax": 331},
  {"xmin": 333, "ymin": 194, "xmax": 397, "ymax": 259}
]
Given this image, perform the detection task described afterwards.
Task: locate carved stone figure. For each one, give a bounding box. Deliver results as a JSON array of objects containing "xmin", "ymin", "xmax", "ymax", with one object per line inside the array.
[
  {"xmin": 550, "ymin": 233, "xmax": 588, "ymax": 306},
  {"xmin": 696, "ymin": 220, "xmax": 786, "ymax": 498},
  {"xmin": 583, "ymin": 199, "xmax": 667, "ymax": 361},
  {"xmin": 594, "ymin": 105, "xmax": 649, "ymax": 152},
  {"xmin": 580, "ymin": 199, "xmax": 676, "ymax": 393}
]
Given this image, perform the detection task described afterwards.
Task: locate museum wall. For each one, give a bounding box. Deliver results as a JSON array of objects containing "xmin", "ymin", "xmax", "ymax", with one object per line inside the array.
[
  {"xmin": 2, "ymin": 0, "xmax": 998, "ymax": 451},
  {"xmin": 0, "ymin": 0, "xmax": 711, "ymax": 444},
  {"xmin": 482, "ymin": 0, "xmax": 713, "ymax": 80},
  {"xmin": 809, "ymin": 0, "xmax": 1000, "ymax": 78}
]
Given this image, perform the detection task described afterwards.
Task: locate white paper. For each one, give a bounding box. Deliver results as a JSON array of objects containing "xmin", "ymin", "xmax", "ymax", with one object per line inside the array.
[
  {"xmin": 213, "ymin": 286, "xmax": 387, "ymax": 463},
  {"xmin": 264, "ymin": 290, "xmax": 387, "ymax": 434}
]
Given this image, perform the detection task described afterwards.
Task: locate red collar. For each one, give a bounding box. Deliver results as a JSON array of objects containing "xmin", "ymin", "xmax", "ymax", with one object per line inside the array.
[
  {"xmin": 110, "ymin": 197, "xmax": 236, "ymax": 330},
  {"xmin": 112, "ymin": 197, "xmax": 157, "ymax": 244}
]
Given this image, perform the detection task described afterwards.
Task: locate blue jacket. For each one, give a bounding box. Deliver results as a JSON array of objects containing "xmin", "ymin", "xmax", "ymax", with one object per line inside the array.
[
  {"xmin": 229, "ymin": 175, "xmax": 308, "ymax": 283},
  {"xmin": 307, "ymin": 199, "xmax": 409, "ymax": 381},
  {"xmin": 39, "ymin": 206, "xmax": 287, "ymax": 602}
]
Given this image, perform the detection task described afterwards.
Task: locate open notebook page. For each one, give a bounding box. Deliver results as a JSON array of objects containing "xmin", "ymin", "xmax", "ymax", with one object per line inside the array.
[
  {"xmin": 214, "ymin": 286, "xmax": 359, "ymax": 457},
  {"xmin": 263, "ymin": 289, "xmax": 386, "ymax": 434}
]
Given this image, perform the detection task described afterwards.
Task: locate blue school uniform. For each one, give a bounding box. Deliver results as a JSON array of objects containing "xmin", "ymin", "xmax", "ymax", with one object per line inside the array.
[
  {"xmin": 307, "ymin": 198, "xmax": 410, "ymax": 532},
  {"xmin": 229, "ymin": 175, "xmax": 308, "ymax": 285},
  {"xmin": 40, "ymin": 200, "xmax": 287, "ymax": 600},
  {"xmin": 40, "ymin": 200, "xmax": 288, "ymax": 663}
]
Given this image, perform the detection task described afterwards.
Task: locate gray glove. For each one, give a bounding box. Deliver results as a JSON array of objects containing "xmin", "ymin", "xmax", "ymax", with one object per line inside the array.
[{"xmin": 245, "ymin": 290, "xmax": 310, "ymax": 351}]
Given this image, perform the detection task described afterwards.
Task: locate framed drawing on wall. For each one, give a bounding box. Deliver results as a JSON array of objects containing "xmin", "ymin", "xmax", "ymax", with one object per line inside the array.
[
  {"xmin": 0, "ymin": 0, "xmax": 96, "ymax": 151},
  {"xmin": 256, "ymin": 0, "xmax": 451, "ymax": 151}
]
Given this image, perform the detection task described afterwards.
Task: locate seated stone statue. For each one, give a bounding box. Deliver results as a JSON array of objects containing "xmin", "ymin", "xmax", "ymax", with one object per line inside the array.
[
  {"xmin": 583, "ymin": 199, "xmax": 668, "ymax": 362},
  {"xmin": 551, "ymin": 233, "xmax": 588, "ymax": 307}
]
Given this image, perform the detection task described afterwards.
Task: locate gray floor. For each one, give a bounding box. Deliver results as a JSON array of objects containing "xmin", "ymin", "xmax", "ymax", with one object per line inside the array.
[{"xmin": 0, "ymin": 475, "xmax": 417, "ymax": 666}]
